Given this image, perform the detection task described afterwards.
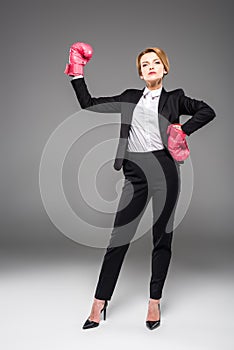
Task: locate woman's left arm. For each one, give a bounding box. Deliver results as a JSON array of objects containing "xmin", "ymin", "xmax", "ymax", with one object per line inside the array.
[{"xmin": 178, "ymin": 89, "xmax": 216, "ymax": 136}]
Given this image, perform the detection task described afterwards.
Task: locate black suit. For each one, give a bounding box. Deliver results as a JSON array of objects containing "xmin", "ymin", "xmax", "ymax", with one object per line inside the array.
[{"xmin": 71, "ymin": 78, "xmax": 216, "ymax": 300}]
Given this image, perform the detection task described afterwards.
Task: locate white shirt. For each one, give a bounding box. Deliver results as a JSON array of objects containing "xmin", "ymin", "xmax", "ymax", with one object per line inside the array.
[
  {"xmin": 72, "ymin": 76, "xmax": 165, "ymax": 152},
  {"xmin": 127, "ymin": 86, "xmax": 164, "ymax": 152}
]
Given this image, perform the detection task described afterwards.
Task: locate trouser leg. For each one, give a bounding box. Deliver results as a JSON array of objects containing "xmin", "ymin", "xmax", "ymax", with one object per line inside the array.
[
  {"xmin": 94, "ymin": 244, "xmax": 130, "ymax": 300},
  {"xmin": 94, "ymin": 159, "xmax": 150, "ymax": 300},
  {"xmin": 149, "ymin": 155, "xmax": 181, "ymax": 299}
]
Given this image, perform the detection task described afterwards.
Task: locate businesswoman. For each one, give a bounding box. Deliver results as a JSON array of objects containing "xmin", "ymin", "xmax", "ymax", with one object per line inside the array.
[{"xmin": 64, "ymin": 43, "xmax": 216, "ymax": 330}]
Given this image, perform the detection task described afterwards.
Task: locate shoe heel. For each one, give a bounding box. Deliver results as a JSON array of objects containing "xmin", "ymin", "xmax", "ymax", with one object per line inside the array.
[
  {"xmin": 103, "ymin": 307, "xmax": 106, "ymax": 320},
  {"xmin": 101, "ymin": 300, "xmax": 108, "ymax": 321}
]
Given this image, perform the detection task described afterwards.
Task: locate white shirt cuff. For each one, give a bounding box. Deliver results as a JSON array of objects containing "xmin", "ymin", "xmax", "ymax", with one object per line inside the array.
[{"xmin": 71, "ymin": 75, "xmax": 84, "ymax": 80}]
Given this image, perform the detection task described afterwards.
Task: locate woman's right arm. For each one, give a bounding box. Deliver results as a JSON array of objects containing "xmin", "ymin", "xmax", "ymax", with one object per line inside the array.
[{"xmin": 71, "ymin": 77, "xmax": 122, "ymax": 113}]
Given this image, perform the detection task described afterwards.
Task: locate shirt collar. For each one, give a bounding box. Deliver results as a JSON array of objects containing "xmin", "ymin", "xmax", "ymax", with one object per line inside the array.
[{"xmin": 143, "ymin": 86, "xmax": 163, "ymax": 98}]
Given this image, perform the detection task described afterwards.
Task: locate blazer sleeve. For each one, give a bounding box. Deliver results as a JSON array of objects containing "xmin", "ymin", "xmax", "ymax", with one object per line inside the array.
[
  {"xmin": 71, "ymin": 77, "xmax": 123, "ymax": 113},
  {"xmin": 178, "ymin": 89, "xmax": 216, "ymax": 136}
]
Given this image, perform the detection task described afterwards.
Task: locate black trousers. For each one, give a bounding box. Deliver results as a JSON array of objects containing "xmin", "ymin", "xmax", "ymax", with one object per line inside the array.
[{"xmin": 94, "ymin": 148, "xmax": 181, "ymax": 300}]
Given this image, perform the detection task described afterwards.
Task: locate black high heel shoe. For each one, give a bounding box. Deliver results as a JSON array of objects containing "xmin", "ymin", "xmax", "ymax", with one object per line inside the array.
[
  {"xmin": 146, "ymin": 303, "xmax": 161, "ymax": 330},
  {"xmin": 82, "ymin": 300, "xmax": 108, "ymax": 329}
]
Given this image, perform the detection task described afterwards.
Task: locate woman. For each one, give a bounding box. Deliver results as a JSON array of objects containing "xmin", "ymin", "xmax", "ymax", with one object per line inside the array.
[{"xmin": 64, "ymin": 43, "xmax": 216, "ymax": 330}]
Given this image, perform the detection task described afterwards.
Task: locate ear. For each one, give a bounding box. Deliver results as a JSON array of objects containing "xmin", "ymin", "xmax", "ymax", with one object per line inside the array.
[{"xmin": 140, "ymin": 75, "xmax": 144, "ymax": 79}]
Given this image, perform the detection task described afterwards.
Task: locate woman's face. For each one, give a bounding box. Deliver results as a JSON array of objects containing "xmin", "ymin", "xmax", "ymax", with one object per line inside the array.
[{"xmin": 140, "ymin": 52, "xmax": 167, "ymax": 86}]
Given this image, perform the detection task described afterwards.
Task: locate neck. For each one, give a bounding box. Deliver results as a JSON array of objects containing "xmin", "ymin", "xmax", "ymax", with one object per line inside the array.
[{"xmin": 146, "ymin": 78, "xmax": 163, "ymax": 90}]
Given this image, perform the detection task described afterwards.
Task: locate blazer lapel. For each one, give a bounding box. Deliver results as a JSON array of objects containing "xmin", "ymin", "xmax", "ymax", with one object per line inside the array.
[
  {"xmin": 128, "ymin": 88, "xmax": 144, "ymax": 104},
  {"xmin": 158, "ymin": 87, "xmax": 168, "ymax": 114},
  {"xmin": 158, "ymin": 88, "xmax": 170, "ymax": 146}
]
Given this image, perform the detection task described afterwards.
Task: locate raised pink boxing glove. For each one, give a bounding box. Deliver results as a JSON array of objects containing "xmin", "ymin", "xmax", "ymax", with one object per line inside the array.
[
  {"xmin": 167, "ymin": 123, "xmax": 190, "ymax": 161},
  {"xmin": 64, "ymin": 42, "xmax": 93, "ymax": 76}
]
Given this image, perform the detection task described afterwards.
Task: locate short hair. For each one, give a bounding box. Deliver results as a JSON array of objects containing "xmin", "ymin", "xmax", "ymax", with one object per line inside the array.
[{"xmin": 136, "ymin": 47, "xmax": 170, "ymax": 78}]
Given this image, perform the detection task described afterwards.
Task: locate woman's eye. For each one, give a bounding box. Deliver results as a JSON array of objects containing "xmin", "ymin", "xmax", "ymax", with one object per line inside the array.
[{"xmin": 142, "ymin": 61, "xmax": 160, "ymax": 67}]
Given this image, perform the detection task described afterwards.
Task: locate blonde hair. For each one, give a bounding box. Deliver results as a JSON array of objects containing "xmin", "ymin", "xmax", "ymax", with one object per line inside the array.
[{"xmin": 136, "ymin": 47, "xmax": 170, "ymax": 78}]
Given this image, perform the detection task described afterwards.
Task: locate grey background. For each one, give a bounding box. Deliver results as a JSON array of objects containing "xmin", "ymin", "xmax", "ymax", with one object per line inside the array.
[{"xmin": 1, "ymin": 0, "xmax": 233, "ymax": 349}]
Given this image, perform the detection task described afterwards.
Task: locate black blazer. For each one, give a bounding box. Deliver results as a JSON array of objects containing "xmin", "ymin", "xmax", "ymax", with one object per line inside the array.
[{"xmin": 71, "ymin": 78, "xmax": 216, "ymax": 171}]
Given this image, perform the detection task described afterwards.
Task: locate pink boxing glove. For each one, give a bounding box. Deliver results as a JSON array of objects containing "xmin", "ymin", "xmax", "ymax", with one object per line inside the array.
[
  {"xmin": 167, "ymin": 123, "xmax": 190, "ymax": 161},
  {"xmin": 64, "ymin": 42, "xmax": 93, "ymax": 76}
]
